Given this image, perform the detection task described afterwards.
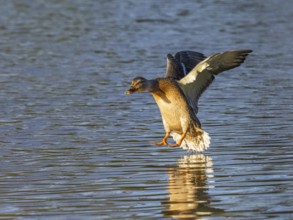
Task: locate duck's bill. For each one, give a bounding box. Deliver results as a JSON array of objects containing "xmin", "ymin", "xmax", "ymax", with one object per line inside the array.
[{"xmin": 125, "ymin": 88, "xmax": 136, "ymax": 94}]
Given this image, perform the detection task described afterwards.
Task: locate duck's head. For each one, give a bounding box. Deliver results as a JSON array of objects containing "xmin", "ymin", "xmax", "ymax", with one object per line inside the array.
[{"xmin": 125, "ymin": 77, "xmax": 150, "ymax": 94}]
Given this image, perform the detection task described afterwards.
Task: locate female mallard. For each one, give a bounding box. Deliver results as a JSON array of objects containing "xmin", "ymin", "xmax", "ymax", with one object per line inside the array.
[{"xmin": 125, "ymin": 50, "xmax": 252, "ymax": 152}]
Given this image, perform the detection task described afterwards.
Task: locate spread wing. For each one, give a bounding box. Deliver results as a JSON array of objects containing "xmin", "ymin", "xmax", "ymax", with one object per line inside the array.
[
  {"xmin": 165, "ymin": 51, "xmax": 206, "ymax": 80},
  {"xmin": 179, "ymin": 49, "xmax": 253, "ymax": 114}
]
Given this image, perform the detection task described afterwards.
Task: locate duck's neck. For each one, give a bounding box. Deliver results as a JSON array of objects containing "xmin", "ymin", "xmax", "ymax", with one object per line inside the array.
[{"xmin": 146, "ymin": 79, "xmax": 159, "ymax": 93}]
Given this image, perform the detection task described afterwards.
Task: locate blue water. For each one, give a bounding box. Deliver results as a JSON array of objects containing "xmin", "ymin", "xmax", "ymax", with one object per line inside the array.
[{"xmin": 0, "ymin": 0, "xmax": 292, "ymax": 219}]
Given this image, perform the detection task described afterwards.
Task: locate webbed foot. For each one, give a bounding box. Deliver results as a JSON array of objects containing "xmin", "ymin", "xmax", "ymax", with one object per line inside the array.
[
  {"xmin": 168, "ymin": 143, "xmax": 180, "ymax": 147},
  {"xmin": 151, "ymin": 131, "xmax": 170, "ymax": 147},
  {"xmin": 151, "ymin": 140, "xmax": 168, "ymax": 146},
  {"xmin": 168, "ymin": 131, "xmax": 187, "ymax": 148}
]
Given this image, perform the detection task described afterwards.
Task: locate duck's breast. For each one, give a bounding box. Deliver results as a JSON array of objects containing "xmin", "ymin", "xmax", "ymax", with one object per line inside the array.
[{"xmin": 153, "ymin": 91, "xmax": 189, "ymax": 133}]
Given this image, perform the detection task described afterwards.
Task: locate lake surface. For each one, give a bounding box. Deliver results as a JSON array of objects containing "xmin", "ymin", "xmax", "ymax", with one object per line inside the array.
[{"xmin": 0, "ymin": 0, "xmax": 292, "ymax": 219}]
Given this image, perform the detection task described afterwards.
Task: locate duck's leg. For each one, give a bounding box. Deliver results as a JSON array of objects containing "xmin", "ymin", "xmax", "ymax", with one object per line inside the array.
[
  {"xmin": 169, "ymin": 131, "xmax": 187, "ymax": 147},
  {"xmin": 152, "ymin": 131, "xmax": 170, "ymax": 146}
]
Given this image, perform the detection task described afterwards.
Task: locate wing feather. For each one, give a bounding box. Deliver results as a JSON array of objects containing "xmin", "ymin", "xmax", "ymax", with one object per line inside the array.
[
  {"xmin": 174, "ymin": 51, "xmax": 206, "ymax": 74},
  {"xmin": 179, "ymin": 50, "xmax": 252, "ymax": 114},
  {"xmin": 165, "ymin": 51, "xmax": 206, "ymax": 80},
  {"xmin": 165, "ymin": 54, "xmax": 185, "ymax": 80}
]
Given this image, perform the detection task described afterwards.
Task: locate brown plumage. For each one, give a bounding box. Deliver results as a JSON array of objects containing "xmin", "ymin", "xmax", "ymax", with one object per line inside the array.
[{"xmin": 125, "ymin": 49, "xmax": 252, "ymax": 152}]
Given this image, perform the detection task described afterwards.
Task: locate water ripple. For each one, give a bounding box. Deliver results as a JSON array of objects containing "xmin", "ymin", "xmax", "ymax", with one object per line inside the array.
[{"xmin": 0, "ymin": 0, "xmax": 292, "ymax": 219}]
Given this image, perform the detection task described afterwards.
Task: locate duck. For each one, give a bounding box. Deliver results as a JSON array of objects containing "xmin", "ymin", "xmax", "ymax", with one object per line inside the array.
[{"xmin": 125, "ymin": 49, "xmax": 252, "ymax": 152}]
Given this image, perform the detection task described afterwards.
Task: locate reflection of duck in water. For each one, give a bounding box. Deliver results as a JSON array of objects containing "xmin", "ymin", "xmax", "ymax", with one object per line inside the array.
[{"xmin": 162, "ymin": 154, "xmax": 223, "ymax": 219}]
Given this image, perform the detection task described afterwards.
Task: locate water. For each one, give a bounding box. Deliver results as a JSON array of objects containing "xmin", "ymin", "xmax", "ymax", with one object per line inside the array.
[{"xmin": 0, "ymin": 0, "xmax": 292, "ymax": 219}]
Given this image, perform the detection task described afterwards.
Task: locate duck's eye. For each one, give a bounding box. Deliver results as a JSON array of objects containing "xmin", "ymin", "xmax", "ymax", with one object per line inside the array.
[{"xmin": 134, "ymin": 80, "xmax": 144, "ymax": 87}]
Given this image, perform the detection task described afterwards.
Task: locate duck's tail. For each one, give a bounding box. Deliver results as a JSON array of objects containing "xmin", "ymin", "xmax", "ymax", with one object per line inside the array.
[{"xmin": 171, "ymin": 128, "xmax": 211, "ymax": 152}]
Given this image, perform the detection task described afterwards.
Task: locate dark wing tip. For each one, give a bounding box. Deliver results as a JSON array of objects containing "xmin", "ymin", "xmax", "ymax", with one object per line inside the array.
[
  {"xmin": 173, "ymin": 50, "xmax": 207, "ymax": 76},
  {"xmin": 167, "ymin": 54, "xmax": 173, "ymax": 60},
  {"xmin": 234, "ymin": 49, "xmax": 253, "ymax": 63},
  {"xmin": 206, "ymin": 49, "xmax": 252, "ymax": 75},
  {"xmin": 240, "ymin": 49, "xmax": 253, "ymax": 53},
  {"xmin": 165, "ymin": 53, "xmax": 185, "ymax": 80},
  {"xmin": 234, "ymin": 49, "xmax": 253, "ymax": 59}
]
